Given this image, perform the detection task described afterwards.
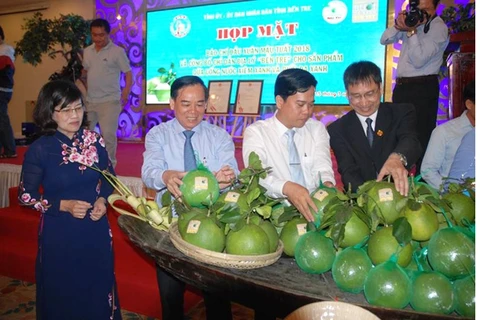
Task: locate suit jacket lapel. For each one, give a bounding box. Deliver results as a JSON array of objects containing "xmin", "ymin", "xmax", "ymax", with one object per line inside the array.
[
  {"xmin": 344, "ymin": 111, "xmax": 371, "ymax": 152},
  {"xmin": 372, "ymin": 104, "xmax": 391, "ymax": 154}
]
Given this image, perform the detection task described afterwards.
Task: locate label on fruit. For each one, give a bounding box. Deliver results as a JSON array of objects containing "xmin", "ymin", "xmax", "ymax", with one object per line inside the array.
[
  {"xmin": 225, "ymin": 191, "xmax": 240, "ymax": 203},
  {"xmin": 378, "ymin": 188, "xmax": 393, "ymax": 202},
  {"xmin": 297, "ymin": 223, "xmax": 307, "ymax": 235},
  {"xmin": 194, "ymin": 177, "xmax": 209, "ymax": 190},
  {"xmin": 186, "ymin": 220, "xmax": 201, "ymax": 234},
  {"xmin": 313, "ymin": 190, "xmax": 329, "ymax": 202}
]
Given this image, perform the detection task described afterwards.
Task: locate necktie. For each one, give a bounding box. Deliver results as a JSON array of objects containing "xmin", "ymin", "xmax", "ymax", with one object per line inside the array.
[
  {"xmin": 366, "ymin": 118, "xmax": 375, "ymax": 147},
  {"xmin": 183, "ymin": 130, "xmax": 196, "ymax": 171},
  {"xmin": 286, "ymin": 129, "xmax": 306, "ymax": 186}
]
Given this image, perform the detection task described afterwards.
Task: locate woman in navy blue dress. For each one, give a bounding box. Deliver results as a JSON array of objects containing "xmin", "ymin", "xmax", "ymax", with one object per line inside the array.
[{"xmin": 18, "ymin": 80, "xmax": 122, "ymax": 319}]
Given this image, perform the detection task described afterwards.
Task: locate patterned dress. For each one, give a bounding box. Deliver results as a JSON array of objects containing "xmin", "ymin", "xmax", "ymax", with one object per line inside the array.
[{"xmin": 18, "ymin": 129, "xmax": 122, "ymax": 320}]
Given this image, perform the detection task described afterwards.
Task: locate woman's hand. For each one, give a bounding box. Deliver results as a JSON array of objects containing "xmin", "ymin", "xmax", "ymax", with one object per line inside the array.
[
  {"xmin": 61, "ymin": 200, "xmax": 92, "ymax": 219},
  {"xmin": 90, "ymin": 197, "xmax": 107, "ymax": 221}
]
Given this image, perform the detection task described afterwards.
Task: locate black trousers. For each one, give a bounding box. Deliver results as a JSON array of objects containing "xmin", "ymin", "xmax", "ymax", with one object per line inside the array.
[
  {"xmin": 156, "ymin": 265, "xmax": 277, "ymax": 320},
  {"xmin": 156, "ymin": 265, "xmax": 232, "ymax": 320},
  {"xmin": 392, "ymin": 76, "xmax": 439, "ymax": 172}
]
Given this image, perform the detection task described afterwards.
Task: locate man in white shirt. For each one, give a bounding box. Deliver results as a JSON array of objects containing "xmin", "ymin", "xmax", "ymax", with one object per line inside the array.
[
  {"xmin": 242, "ymin": 68, "xmax": 335, "ymax": 222},
  {"xmin": 421, "ymin": 80, "xmax": 475, "ymax": 189}
]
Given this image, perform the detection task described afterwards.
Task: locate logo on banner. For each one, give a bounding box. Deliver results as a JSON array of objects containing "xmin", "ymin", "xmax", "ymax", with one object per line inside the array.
[
  {"xmin": 170, "ymin": 15, "xmax": 191, "ymax": 38},
  {"xmin": 322, "ymin": 1, "xmax": 348, "ymax": 24}
]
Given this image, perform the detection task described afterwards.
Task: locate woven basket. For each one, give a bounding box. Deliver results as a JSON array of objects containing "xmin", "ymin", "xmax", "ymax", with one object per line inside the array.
[{"xmin": 169, "ymin": 221, "xmax": 284, "ymax": 269}]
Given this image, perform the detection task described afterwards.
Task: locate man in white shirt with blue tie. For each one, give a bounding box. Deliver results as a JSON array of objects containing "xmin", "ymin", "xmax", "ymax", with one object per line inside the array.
[
  {"xmin": 142, "ymin": 75, "xmax": 237, "ymax": 320},
  {"xmin": 243, "ymin": 68, "xmax": 335, "ymax": 222}
]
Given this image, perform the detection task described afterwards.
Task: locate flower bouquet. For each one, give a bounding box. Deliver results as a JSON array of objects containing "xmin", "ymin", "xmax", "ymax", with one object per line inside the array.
[{"xmin": 61, "ymin": 135, "xmax": 175, "ymax": 231}]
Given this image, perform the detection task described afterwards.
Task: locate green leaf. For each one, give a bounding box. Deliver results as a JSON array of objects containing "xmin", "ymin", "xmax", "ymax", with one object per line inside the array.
[
  {"xmin": 248, "ymin": 152, "xmax": 262, "ymax": 170},
  {"xmin": 246, "ymin": 187, "xmax": 261, "ymax": 206},
  {"xmin": 161, "ymin": 190, "xmax": 172, "ymax": 206},
  {"xmin": 255, "ymin": 205, "xmax": 272, "ymax": 219},
  {"xmin": 392, "ymin": 217, "xmax": 412, "ymax": 246},
  {"xmin": 229, "ymin": 217, "xmax": 246, "ymax": 232},
  {"xmin": 406, "ymin": 199, "xmax": 421, "ymax": 211},
  {"xmin": 218, "ymin": 207, "xmax": 243, "ymax": 224},
  {"xmin": 278, "ymin": 206, "xmax": 301, "ymax": 223}
]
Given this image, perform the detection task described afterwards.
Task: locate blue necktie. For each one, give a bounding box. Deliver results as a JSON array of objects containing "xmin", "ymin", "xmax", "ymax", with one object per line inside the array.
[
  {"xmin": 366, "ymin": 118, "xmax": 375, "ymax": 147},
  {"xmin": 286, "ymin": 129, "xmax": 306, "ymax": 186},
  {"xmin": 183, "ymin": 130, "xmax": 196, "ymax": 171}
]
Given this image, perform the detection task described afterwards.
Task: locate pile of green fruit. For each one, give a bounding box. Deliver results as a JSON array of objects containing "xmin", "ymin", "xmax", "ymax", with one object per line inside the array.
[
  {"xmin": 288, "ymin": 176, "xmax": 475, "ymax": 317},
  {"xmin": 176, "ymin": 152, "xmax": 284, "ymax": 256}
]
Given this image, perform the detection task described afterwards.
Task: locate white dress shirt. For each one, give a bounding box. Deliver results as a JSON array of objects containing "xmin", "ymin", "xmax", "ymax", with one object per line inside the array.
[
  {"xmin": 242, "ymin": 113, "xmax": 335, "ymax": 198},
  {"xmin": 421, "ymin": 111, "xmax": 473, "ymax": 189},
  {"xmin": 356, "ymin": 111, "xmax": 379, "ymax": 137}
]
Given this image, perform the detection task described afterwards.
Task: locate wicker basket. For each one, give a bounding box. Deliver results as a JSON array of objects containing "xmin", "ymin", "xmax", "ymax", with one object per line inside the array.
[{"xmin": 169, "ymin": 221, "xmax": 284, "ymax": 269}]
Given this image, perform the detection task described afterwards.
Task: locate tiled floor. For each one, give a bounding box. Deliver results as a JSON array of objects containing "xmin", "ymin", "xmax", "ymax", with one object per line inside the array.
[{"xmin": 0, "ymin": 275, "xmax": 256, "ymax": 320}]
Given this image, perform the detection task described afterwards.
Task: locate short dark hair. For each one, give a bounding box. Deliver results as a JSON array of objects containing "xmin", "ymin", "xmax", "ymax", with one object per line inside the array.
[
  {"xmin": 343, "ymin": 61, "xmax": 382, "ymax": 90},
  {"xmin": 433, "ymin": 0, "xmax": 441, "ymax": 8},
  {"xmin": 170, "ymin": 76, "xmax": 208, "ymax": 100},
  {"xmin": 0, "ymin": 26, "xmax": 4, "ymax": 41},
  {"xmin": 274, "ymin": 68, "xmax": 317, "ymax": 101},
  {"xmin": 33, "ymin": 80, "xmax": 88, "ymax": 135},
  {"xmin": 464, "ymin": 80, "xmax": 475, "ymax": 104},
  {"xmin": 90, "ymin": 18, "xmax": 111, "ymax": 34}
]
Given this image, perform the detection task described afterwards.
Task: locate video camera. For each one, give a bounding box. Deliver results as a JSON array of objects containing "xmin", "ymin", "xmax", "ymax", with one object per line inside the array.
[{"xmin": 404, "ymin": 0, "xmax": 428, "ymax": 27}]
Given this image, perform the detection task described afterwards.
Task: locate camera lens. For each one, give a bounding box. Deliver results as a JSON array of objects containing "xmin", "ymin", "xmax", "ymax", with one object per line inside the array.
[{"xmin": 405, "ymin": 12, "xmax": 419, "ymax": 27}]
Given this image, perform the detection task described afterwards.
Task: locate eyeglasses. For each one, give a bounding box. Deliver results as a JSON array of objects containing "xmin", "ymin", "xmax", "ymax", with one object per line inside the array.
[
  {"xmin": 54, "ymin": 105, "xmax": 85, "ymax": 116},
  {"xmin": 348, "ymin": 88, "xmax": 380, "ymax": 103}
]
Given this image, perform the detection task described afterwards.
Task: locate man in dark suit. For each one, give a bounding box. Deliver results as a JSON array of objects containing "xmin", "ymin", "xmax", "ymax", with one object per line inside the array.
[{"xmin": 328, "ymin": 61, "xmax": 422, "ymax": 196}]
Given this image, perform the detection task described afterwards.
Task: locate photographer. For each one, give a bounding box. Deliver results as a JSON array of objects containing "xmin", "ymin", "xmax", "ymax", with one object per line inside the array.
[{"xmin": 380, "ymin": 0, "xmax": 448, "ymax": 173}]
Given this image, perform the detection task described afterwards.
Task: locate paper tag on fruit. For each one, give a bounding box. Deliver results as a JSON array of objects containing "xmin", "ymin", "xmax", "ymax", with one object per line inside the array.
[
  {"xmin": 194, "ymin": 177, "xmax": 209, "ymax": 190},
  {"xmin": 378, "ymin": 188, "xmax": 394, "ymax": 202},
  {"xmin": 186, "ymin": 220, "xmax": 201, "ymax": 234},
  {"xmin": 297, "ymin": 223, "xmax": 307, "ymax": 235},
  {"xmin": 225, "ymin": 191, "xmax": 240, "ymax": 203},
  {"xmin": 313, "ymin": 190, "xmax": 329, "ymax": 202}
]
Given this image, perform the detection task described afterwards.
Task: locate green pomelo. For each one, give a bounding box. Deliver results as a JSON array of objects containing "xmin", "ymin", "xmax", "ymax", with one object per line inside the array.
[
  {"xmin": 279, "ymin": 217, "xmax": 308, "ymax": 257},
  {"xmin": 226, "ymin": 224, "xmax": 270, "ymax": 255},
  {"xmin": 257, "ymin": 220, "xmax": 279, "ymax": 253},
  {"xmin": 332, "ymin": 247, "xmax": 373, "ymax": 293},
  {"xmin": 180, "ymin": 169, "xmax": 220, "ymax": 208},
  {"xmin": 410, "ymin": 271, "xmax": 455, "ymax": 314},
  {"xmin": 453, "ymin": 275, "xmax": 475, "ymax": 317},
  {"xmin": 443, "ymin": 193, "xmax": 475, "ymax": 226},
  {"xmin": 364, "ymin": 260, "xmax": 412, "ymax": 309},
  {"xmin": 178, "ymin": 208, "xmax": 207, "ymax": 238},
  {"xmin": 427, "ymin": 227, "xmax": 475, "ymax": 279},
  {"xmin": 340, "ymin": 214, "xmax": 370, "ymax": 248},
  {"xmin": 366, "ymin": 182, "xmax": 404, "ymax": 224},
  {"xmin": 367, "ymin": 226, "xmax": 413, "ymax": 267},
  {"xmin": 216, "ymin": 189, "xmax": 249, "ymax": 214},
  {"xmin": 183, "ymin": 215, "xmax": 225, "ymax": 252},
  {"xmin": 402, "ymin": 201, "xmax": 439, "ymax": 241},
  {"xmin": 310, "ymin": 187, "xmax": 337, "ymax": 225},
  {"xmin": 294, "ymin": 231, "xmax": 336, "ymax": 274}
]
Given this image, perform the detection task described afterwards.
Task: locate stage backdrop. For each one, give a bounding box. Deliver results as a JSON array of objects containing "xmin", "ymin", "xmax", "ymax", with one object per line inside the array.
[{"xmin": 94, "ymin": 0, "xmax": 457, "ymax": 141}]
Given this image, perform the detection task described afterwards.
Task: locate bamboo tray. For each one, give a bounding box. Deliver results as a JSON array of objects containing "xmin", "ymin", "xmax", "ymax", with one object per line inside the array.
[{"xmin": 169, "ymin": 221, "xmax": 283, "ymax": 269}]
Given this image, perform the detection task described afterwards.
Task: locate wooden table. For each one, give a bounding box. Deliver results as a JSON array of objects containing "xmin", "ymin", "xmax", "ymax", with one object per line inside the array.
[{"xmin": 117, "ymin": 215, "xmax": 471, "ymax": 320}]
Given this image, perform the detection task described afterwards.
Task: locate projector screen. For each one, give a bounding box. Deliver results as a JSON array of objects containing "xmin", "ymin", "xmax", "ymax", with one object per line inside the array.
[{"xmin": 146, "ymin": 0, "xmax": 388, "ymax": 106}]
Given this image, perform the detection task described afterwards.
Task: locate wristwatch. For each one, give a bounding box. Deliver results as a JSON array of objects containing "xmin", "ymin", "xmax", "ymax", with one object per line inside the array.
[
  {"xmin": 392, "ymin": 152, "xmax": 408, "ymax": 167},
  {"xmin": 407, "ymin": 28, "xmax": 417, "ymax": 38}
]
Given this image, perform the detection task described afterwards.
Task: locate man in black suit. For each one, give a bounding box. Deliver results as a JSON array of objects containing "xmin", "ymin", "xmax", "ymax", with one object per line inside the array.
[{"xmin": 328, "ymin": 61, "xmax": 422, "ymax": 196}]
